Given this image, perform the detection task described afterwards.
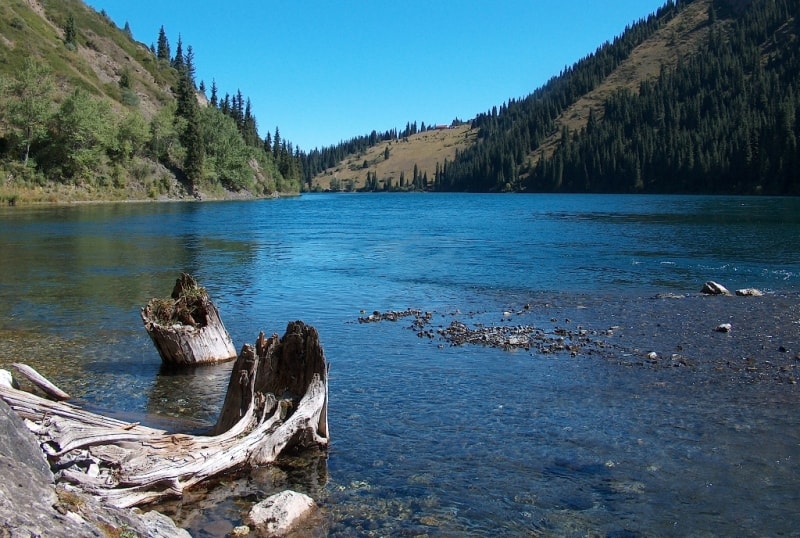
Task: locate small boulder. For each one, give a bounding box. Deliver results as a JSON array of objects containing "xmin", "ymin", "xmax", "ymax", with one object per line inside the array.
[
  {"xmin": 701, "ymin": 281, "xmax": 731, "ymax": 296},
  {"xmin": 735, "ymin": 288, "xmax": 764, "ymax": 297},
  {"xmin": 715, "ymin": 323, "xmax": 732, "ymax": 333},
  {"xmin": 247, "ymin": 490, "xmax": 315, "ymax": 536}
]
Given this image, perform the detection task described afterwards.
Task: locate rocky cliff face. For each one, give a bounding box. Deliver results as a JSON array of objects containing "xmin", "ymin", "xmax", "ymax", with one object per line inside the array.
[{"xmin": 0, "ymin": 399, "xmax": 190, "ymax": 537}]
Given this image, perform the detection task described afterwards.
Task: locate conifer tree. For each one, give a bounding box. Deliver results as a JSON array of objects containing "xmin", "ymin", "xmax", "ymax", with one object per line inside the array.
[
  {"xmin": 174, "ymin": 69, "xmax": 203, "ymax": 184},
  {"xmin": 209, "ymin": 79, "xmax": 218, "ymax": 108},
  {"xmin": 273, "ymin": 127, "xmax": 281, "ymax": 159},
  {"xmin": 242, "ymin": 98, "xmax": 259, "ymax": 147},
  {"xmin": 172, "ymin": 34, "xmax": 184, "ymax": 71},
  {"xmin": 156, "ymin": 26, "xmax": 170, "ymax": 62},
  {"xmin": 185, "ymin": 45, "xmax": 196, "ymax": 87},
  {"xmin": 64, "ymin": 14, "xmax": 77, "ymax": 48},
  {"xmin": 263, "ymin": 132, "xmax": 272, "ymax": 154}
]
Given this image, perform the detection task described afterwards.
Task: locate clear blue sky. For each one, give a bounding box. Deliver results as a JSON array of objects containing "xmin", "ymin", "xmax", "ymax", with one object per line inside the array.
[{"xmin": 85, "ymin": 1, "xmax": 667, "ymax": 151}]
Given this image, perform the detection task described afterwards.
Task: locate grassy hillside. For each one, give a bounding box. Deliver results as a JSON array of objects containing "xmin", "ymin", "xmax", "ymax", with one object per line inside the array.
[
  {"xmin": 0, "ymin": 0, "xmax": 295, "ymax": 204},
  {"xmin": 531, "ymin": 0, "xmax": 715, "ymax": 164},
  {"xmin": 310, "ymin": 125, "xmax": 476, "ymax": 191},
  {"xmin": 0, "ymin": 0, "xmax": 174, "ymax": 117}
]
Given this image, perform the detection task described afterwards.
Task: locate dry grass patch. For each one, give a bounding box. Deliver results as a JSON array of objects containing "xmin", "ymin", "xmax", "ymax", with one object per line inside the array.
[
  {"xmin": 531, "ymin": 0, "xmax": 715, "ymax": 164},
  {"xmin": 311, "ymin": 125, "xmax": 477, "ymax": 191}
]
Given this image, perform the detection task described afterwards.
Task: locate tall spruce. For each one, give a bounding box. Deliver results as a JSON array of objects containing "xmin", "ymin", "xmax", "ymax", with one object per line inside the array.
[
  {"xmin": 175, "ymin": 69, "xmax": 203, "ymax": 184},
  {"xmin": 172, "ymin": 34, "xmax": 184, "ymax": 71},
  {"xmin": 156, "ymin": 26, "xmax": 170, "ymax": 61},
  {"xmin": 209, "ymin": 79, "xmax": 218, "ymax": 108}
]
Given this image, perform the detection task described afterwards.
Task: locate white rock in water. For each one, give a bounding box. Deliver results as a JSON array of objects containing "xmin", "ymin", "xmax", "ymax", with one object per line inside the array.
[
  {"xmin": 247, "ymin": 490, "xmax": 315, "ymax": 535},
  {"xmin": 647, "ymin": 351, "xmax": 659, "ymax": 360},
  {"xmin": 0, "ymin": 370, "xmax": 14, "ymax": 389},
  {"xmin": 715, "ymin": 323, "xmax": 732, "ymax": 333},
  {"xmin": 735, "ymin": 288, "xmax": 764, "ymax": 297},
  {"xmin": 701, "ymin": 281, "xmax": 731, "ymax": 295}
]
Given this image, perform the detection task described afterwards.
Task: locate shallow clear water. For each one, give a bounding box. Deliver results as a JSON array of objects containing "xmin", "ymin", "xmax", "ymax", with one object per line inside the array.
[{"xmin": 1, "ymin": 194, "xmax": 799, "ymax": 536}]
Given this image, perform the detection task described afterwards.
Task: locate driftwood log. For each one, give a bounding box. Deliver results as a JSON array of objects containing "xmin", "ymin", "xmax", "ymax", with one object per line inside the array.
[
  {"xmin": 0, "ymin": 321, "xmax": 329, "ymax": 508},
  {"xmin": 141, "ymin": 273, "xmax": 237, "ymax": 366}
]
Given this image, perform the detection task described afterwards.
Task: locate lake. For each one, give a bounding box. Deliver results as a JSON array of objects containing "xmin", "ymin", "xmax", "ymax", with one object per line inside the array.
[{"xmin": 1, "ymin": 193, "xmax": 799, "ymax": 536}]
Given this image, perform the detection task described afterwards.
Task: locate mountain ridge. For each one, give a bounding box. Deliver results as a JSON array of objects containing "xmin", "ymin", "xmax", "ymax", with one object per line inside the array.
[{"xmin": 309, "ymin": 0, "xmax": 800, "ymax": 195}]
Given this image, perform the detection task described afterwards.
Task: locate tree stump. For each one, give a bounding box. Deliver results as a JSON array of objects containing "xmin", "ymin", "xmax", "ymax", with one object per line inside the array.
[
  {"xmin": 141, "ymin": 273, "xmax": 237, "ymax": 366},
  {"xmin": 0, "ymin": 320, "xmax": 329, "ymax": 508}
]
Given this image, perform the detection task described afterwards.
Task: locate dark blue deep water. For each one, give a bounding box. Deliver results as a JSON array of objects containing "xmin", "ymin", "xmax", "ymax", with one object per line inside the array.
[{"xmin": 1, "ymin": 194, "xmax": 799, "ymax": 536}]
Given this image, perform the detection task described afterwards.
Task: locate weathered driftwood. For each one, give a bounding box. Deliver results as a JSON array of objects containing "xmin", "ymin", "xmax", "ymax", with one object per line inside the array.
[
  {"xmin": 141, "ymin": 273, "xmax": 237, "ymax": 366},
  {"xmin": 11, "ymin": 362, "xmax": 70, "ymax": 400},
  {"xmin": 0, "ymin": 321, "xmax": 329, "ymax": 508}
]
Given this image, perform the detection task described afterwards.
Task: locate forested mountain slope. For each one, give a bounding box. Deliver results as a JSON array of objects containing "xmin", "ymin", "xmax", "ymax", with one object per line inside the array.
[
  {"xmin": 437, "ymin": 0, "xmax": 800, "ymax": 194},
  {"xmin": 310, "ymin": 0, "xmax": 798, "ymax": 195},
  {"xmin": 0, "ymin": 0, "xmax": 299, "ymax": 203}
]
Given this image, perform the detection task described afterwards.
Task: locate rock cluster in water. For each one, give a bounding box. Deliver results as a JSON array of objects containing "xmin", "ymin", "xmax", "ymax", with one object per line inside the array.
[
  {"xmin": 359, "ymin": 306, "xmax": 604, "ymax": 356},
  {"xmin": 357, "ymin": 283, "xmax": 800, "ymax": 386}
]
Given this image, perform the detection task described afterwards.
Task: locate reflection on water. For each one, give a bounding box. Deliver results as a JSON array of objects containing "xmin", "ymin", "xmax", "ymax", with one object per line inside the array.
[{"xmin": 1, "ymin": 195, "xmax": 799, "ymax": 536}]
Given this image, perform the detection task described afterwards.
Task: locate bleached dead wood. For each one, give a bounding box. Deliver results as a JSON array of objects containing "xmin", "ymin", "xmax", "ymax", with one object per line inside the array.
[
  {"xmin": 0, "ymin": 321, "xmax": 329, "ymax": 508},
  {"xmin": 11, "ymin": 363, "xmax": 70, "ymax": 400}
]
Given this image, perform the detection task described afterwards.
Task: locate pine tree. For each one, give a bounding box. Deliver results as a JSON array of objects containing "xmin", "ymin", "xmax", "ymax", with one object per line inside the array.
[
  {"xmin": 209, "ymin": 79, "xmax": 218, "ymax": 108},
  {"xmin": 156, "ymin": 26, "xmax": 170, "ymax": 62},
  {"xmin": 273, "ymin": 127, "xmax": 281, "ymax": 159},
  {"xmin": 174, "ymin": 69, "xmax": 203, "ymax": 184},
  {"xmin": 64, "ymin": 14, "xmax": 77, "ymax": 48},
  {"xmin": 172, "ymin": 34, "xmax": 184, "ymax": 71},
  {"xmin": 263, "ymin": 133, "xmax": 271, "ymax": 154},
  {"xmin": 243, "ymin": 98, "xmax": 259, "ymax": 147},
  {"xmin": 185, "ymin": 45, "xmax": 196, "ymax": 87}
]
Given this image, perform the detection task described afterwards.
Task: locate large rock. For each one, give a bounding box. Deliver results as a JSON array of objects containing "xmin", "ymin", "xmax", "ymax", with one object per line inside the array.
[
  {"xmin": 0, "ymin": 397, "xmax": 70, "ymax": 536},
  {"xmin": 701, "ymin": 281, "xmax": 732, "ymax": 295},
  {"xmin": 0, "ymin": 398, "xmax": 190, "ymax": 538},
  {"xmin": 247, "ymin": 490, "xmax": 316, "ymax": 536}
]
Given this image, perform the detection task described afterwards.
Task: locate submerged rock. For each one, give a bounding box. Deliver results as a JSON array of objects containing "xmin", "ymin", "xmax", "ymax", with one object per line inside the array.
[{"xmin": 247, "ymin": 490, "xmax": 316, "ymax": 536}]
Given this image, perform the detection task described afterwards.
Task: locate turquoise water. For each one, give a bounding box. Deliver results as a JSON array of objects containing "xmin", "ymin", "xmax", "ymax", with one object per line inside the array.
[{"xmin": 1, "ymin": 194, "xmax": 799, "ymax": 536}]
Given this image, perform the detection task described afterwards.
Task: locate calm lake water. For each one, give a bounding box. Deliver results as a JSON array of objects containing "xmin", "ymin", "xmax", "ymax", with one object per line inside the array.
[{"xmin": 1, "ymin": 193, "xmax": 799, "ymax": 537}]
